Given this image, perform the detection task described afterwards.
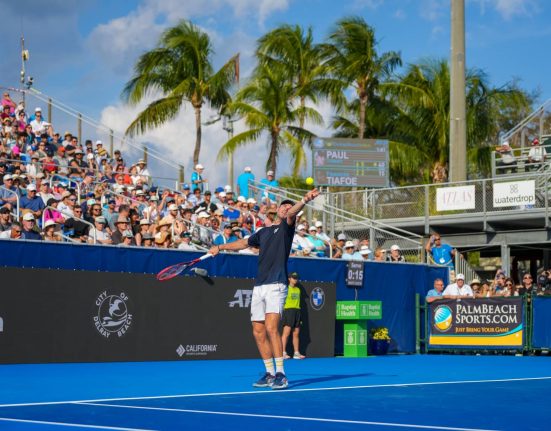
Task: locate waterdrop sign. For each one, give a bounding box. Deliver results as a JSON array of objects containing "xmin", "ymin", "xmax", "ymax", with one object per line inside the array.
[{"xmin": 493, "ymin": 180, "xmax": 535, "ymax": 208}]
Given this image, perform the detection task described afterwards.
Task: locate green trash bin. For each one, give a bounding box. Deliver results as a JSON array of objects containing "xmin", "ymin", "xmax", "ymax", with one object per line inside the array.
[{"xmin": 336, "ymin": 301, "xmax": 382, "ymax": 357}]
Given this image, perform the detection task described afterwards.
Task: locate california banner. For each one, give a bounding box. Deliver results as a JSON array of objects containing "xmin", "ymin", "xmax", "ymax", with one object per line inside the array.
[{"xmin": 429, "ymin": 298, "xmax": 524, "ymax": 348}]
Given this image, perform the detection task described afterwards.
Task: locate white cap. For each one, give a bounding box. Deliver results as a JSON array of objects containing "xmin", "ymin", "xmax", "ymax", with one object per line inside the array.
[
  {"xmin": 136, "ymin": 190, "xmax": 145, "ymax": 196},
  {"xmin": 198, "ymin": 211, "xmax": 210, "ymax": 219},
  {"xmin": 87, "ymin": 153, "xmax": 94, "ymax": 159},
  {"xmin": 23, "ymin": 212, "xmax": 35, "ymax": 221},
  {"xmin": 244, "ymin": 166, "xmax": 252, "ymax": 172},
  {"xmin": 43, "ymin": 220, "xmax": 57, "ymax": 228},
  {"xmin": 315, "ymin": 221, "xmax": 323, "ymax": 228},
  {"xmin": 138, "ymin": 159, "xmax": 146, "ymax": 164},
  {"xmin": 266, "ymin": 170, "xmax": 274, "ymax": 176},
  {"xmin": 224, "ymin": 185, "xmax": 232, "ymax": 192},
  {"xmin": 456, "ymin": 273, "xmax": 465, "ymax": 281},
  {"xmin": 139, "ymin": 219, "xmax": 151, "ymax": 225},
  {"xmin": 87, "ymin": 199, "xmax": 96, "ymax": 206},
  {"xmin": 502, "ymin": 140, "xmax": 510, "ymax": 147},
  {"xmin": 35, "ymin": 107, "xmax": 42, "ymax": 112},
  {"xmin": 168, "ymin": 204, "xmax": 178, "ymax": 211},
  {"xmin": 246, "ymin": 198, "xmax": 256, "ymax": 204},
  {"xmin": 195, "ymin": 164, "xmax": 204, "ymax": 170},
  {"xmin": 360, "ymin": 245, "xmax": 372, "ymax": 255},
  {"xmin": 308, "ymin": 226, "xmax": 317, "ymax": 232},
  {"xmin": 297, "ymin": 224, "xmax": 306, "ymax": 231},
  {"xmin": 337, "ymin": 233, "xmax": 346, "ymax": 241},
  {"xmin": 344, "ymin": 241, "xmax": 355, "ymax": 248},
  {"xmin": 26, "ymin": 183, "xmax": 37, "ymax": 191},
  {"xmin": 95, "ymin": 140, "xmax": 103, "ymax": 145},
  {"xmin": 237, "ymin": 196, "xmax": 246, "ymax": 203},
  {"xmin": 390, "ymin": 244, "xmax": 400, "ymax": 251},
  {"xmin": 219, "ymin": 191, "xmax": 226, "ymax": 198},
  {"xmin": 3, "ymin": 174, "xmax": 12, "ymax": 181}
]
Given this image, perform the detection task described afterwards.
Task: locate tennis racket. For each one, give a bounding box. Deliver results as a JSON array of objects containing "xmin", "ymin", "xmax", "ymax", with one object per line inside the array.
[{"xmin": 156, "ymin": 253, "xmax": 213, "ymax": 281}]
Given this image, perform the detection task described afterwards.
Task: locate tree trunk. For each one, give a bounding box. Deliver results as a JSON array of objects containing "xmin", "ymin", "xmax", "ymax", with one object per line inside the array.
[
  {"xmin": 299, "ymin": 95, "xmax": 306, "ymax": 128},
  {"xmin": 193, "ymin": 105, "xmax": 202, "ymax": 166},
  {"xmin": 269, "ymin": 131, "xmax": 279, "ymax": 175},
  {"xmin": 358, "ymin": 94, "xmax": 367, "ymax": 139}
]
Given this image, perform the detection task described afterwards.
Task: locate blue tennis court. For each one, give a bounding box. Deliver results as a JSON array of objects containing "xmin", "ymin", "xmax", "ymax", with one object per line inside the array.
[{"xmin": 0, "ymin": 355, "xmax": 549, "ymax": 430}]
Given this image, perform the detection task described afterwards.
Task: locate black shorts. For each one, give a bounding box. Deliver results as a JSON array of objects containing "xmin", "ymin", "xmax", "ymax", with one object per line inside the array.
[{"xmin": 281, "ymin": 308, "xmax": 301, "ymax": 328}]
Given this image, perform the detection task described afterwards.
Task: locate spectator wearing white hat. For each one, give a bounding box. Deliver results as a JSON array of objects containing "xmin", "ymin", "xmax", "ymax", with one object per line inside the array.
[
  {"xmin": 443, "ymin": 273, "xmax": 474, "ymax": 298},
  {"xmin": 291, "ymin": 224, "xmax": 312, "ymax": 255},
  {"xmin": 40, "ymin": 219, "xmax": 59, "ymax": 242},
  {"xmin": 341, "ymin": 241, "xmax": 362, "ymax": 261},
  {"xmin": 88, "ymin": 216, "xmax": 112, "ymax": 245},
  {"xmin": 20, "ymin": 184, "xmax": 45, "ymax": 220},
  {"xmin": 314, "ymin": 221, "xmax": 331, "ymax": 243},
  {"xmin": 193, "ymin": 210, "xmax": 213, "ymax": 246},
  {"xmin": 136, "ymin": 158, "xmax": 151, "ymax": 184},
  {"xmin": 259, "ymin": 170, "xmax": 279, "ymax": 202},
  {"xmin": 135, "ymin": 219, "xmax": 152, "ymax": 246},
  {"xmin": 306, "ymin": 225, "xmax": 327, "ymax": 257},
  {"xmin": 359, "ymin": 245, "xmax": 372, "ymax": 260},
  {"xmin": 0, "ymin": 174, "xmax": 19, "ymax": 210},
  {"xmin": 191, "ymin": 163, "xmax": 207, "ymax": 193},
  {"xmin": 495, "ymin": 141, "xmax": 517, "ymax": 174},
  {"xmin": 237, "ymin": 166, "xmax": 255, "ymax": 199},
  {"xmin": 386, "ymin": 244, "xmax": 405, "ymax": 262},
  {"xmin": 21, "ymin": 212, "xmax": 42, "ymax": 241},
  {"xmin": 30, "ymin": 107, "xmax": 47, "ymax": 135}
]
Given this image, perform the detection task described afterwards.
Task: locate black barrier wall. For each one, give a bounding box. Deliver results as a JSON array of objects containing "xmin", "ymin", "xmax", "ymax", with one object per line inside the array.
[{"xmin": 0, "ymin": 267, "xmax": 335, "ymax": 364}]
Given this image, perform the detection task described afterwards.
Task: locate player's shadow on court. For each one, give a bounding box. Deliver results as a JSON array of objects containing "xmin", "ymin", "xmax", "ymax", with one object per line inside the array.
[{"xmin": 288, "ymin": 372, "xmax": 374, "ymax": 388}]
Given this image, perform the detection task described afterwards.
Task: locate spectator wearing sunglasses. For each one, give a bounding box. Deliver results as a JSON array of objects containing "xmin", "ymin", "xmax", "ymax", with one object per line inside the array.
[
  {"xmin": 0, "ymin": 221, "xmax": 22, "ymax": 239},
  {"xmin": 517, "ymin": 274, "xmax": 536, "ymax": 297}
]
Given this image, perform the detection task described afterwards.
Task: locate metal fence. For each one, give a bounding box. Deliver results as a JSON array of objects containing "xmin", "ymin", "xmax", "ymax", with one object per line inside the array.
[
  {"xmin": 248, "ymin": 181, "xmax": 424, "ymax": 262},
  {"xmin": 327, "ymin": 172, "xmax": 550, "ymax": 228}
]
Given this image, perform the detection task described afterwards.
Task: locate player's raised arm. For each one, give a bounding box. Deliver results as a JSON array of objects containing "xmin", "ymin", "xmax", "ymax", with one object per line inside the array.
[{"xmin": 286, "ymin": 189, "xmax": 320, "ymax": 224}]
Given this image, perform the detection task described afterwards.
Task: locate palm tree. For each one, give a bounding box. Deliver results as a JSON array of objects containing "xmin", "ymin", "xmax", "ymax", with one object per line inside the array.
[
  {"xmin": 217, "ymin": 65, "xmax": 322, "ymax": 176},
  {"xmin": 256, "ymin": 24, "xmax": 343, "ymax": 127},
  {"xmin": 383, "ymin": 59, "xmax": 532, "ymax": 182},
  {"xmin": 323, "ymin": 16, "xmax": 402, "ymax": 139},
  {"xmin": 122, "ymin": 20, "xmax": 238, "ymax": 165}
]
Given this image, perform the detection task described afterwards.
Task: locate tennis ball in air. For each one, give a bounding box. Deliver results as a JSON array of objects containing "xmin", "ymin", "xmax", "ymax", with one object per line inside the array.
[{"xmin": 305, "ymin": 177, "xmax": 314, "ymax": 185}]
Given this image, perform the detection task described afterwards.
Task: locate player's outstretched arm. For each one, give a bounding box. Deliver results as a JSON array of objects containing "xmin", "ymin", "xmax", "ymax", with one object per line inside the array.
[
  {"xmin": 286, "ymin": 189, "xmax": 320, "ymax": 224},
  {"xmin": 209, "ymin": 238, "xmax": 249, "ymax": 256}
]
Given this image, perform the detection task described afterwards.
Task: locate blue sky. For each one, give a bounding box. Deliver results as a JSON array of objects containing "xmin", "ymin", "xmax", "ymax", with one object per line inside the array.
[{"xmin": 0, "ymin": 0, "xmax": 549, "ymax": 187}]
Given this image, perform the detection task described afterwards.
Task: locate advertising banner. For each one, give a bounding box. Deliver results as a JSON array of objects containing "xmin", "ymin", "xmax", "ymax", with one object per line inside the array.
[
  {"xmin": 436, "ymin": 185, "xmax": 476, "ymax": 211},
  {"xmin": 428, "ymin": 298, "xmax": 524, "ymax": 349},
  {"xmin": 492, "ymin": 180, "xmax": 535, "ymax": 208},
  {"xmin": 0, "ymin": 267, "xmax": 335, "ymax": 364}
]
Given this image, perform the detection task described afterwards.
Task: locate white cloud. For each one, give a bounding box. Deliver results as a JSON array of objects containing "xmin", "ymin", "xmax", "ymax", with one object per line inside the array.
[
  {"xmin": 419, "ymin": 0, "xmax": 447, "ymax": 22},
  {"xmin": 491, "ymin": 0, "xmax": 539, "ymax": 20},
  {"xmin": 394, "ymin": 9, "xmax": 407, "ymax": 20}
]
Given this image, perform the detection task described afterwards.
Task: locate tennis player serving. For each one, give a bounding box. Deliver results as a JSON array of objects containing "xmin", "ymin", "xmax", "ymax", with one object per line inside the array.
[{"xmin": 209, "ymin": 188, "xmax": 319, "ymax": 390}]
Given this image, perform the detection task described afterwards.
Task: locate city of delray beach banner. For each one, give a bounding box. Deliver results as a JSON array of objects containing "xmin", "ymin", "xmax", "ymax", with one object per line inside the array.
[{"xmin": 429, "ymin": 298, "xmax": 523, "ymax": 348}]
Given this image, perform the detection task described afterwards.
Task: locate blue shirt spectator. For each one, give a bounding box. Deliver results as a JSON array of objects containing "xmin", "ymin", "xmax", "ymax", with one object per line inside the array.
[
  {"xmin": 191, "ymin": 164, "xmax": 206, "ymax": 192},
  {"xmin": 237, "ymin": 167, "xmax": 255, "ymax": 199},
  {"xmin": 259, "ymin": 170, "xmax": 279, "ymax": 201},
  {"xmin": 426, "ymin": 279, "xmax": 445, "ymax": 302},
  {"xmin": 426, "ymin": 235, "xmax": 456, "ymax": 268},
  {"xmin": 213, "ymin": 224, "xmax": 238, "ymax": 245}
]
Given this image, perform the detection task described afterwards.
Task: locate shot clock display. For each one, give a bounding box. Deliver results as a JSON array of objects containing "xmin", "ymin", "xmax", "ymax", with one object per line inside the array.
[{"xmin": 312, "ymin": 137, "xmax": 389, "ymax": 188}]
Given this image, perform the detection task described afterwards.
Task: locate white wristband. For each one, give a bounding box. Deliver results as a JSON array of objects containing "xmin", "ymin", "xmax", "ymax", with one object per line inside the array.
[{"xmin": 301, "ymin": 198, "xmax": 306, "ymax": 205}]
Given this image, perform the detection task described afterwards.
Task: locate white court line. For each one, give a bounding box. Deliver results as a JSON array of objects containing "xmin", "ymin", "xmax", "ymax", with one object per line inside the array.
[
  {"xmin": 0, "ymin": 417, "xmax": 155, "ymax": 431},
  {"xmin": 0, "ymin": 376, "xmax": 550, "ymax": 408},
  {"xmin": 77, "ymin": 401, "xmax": 497, "ymax": 431}
]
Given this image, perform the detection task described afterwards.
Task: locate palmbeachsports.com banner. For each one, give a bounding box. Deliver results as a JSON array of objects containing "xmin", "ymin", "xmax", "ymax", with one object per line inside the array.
[{"xmin": 429, "ymin": 298, "xmax": 524, "ymax": 348}]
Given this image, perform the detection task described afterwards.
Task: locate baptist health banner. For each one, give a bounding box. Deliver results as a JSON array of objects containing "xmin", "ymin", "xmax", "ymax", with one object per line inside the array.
[{"xmin": 429, "ymin": 298, "xmax": 524, "ymax": 348}]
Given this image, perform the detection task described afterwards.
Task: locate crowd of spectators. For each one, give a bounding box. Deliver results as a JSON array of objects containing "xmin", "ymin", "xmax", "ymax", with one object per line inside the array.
[
  {"xmin": 1, "ymin": 91, "xmax": 414, "ymax": 261},
  {"xmin": 426, "ymin": 268, "xmax": 551, "ymax": 302}
]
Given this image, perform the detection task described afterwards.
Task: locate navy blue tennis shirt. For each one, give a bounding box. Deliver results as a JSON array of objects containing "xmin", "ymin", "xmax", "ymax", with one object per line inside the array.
[{"xmin": 247, "ymin": 220, "xmax": 295, "ymax": 286}]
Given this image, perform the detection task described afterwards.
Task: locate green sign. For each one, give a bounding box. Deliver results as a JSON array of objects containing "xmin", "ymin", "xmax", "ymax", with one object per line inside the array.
[{"xmin": 336, "ymin": 301, "xmax": 382, "ymax": 320}]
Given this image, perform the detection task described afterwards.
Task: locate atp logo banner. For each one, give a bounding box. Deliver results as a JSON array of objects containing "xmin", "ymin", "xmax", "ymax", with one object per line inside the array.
[{"xmin": 429, "ymin": 298, "xmax": 524, "ymax": 349}]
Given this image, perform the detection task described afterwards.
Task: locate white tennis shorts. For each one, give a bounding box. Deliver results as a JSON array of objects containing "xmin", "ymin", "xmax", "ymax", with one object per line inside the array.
[{"xmin": 250, "ymin": 283, "xmax": 288, "ymax": 322}]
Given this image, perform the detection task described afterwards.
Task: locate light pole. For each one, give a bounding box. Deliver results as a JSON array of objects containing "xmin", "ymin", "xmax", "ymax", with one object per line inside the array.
[{"xmin": 449, "ymin": 0, "xmax": 467, "ymax": 182}]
